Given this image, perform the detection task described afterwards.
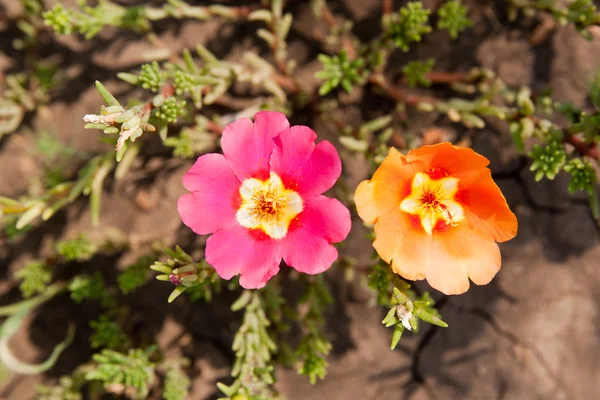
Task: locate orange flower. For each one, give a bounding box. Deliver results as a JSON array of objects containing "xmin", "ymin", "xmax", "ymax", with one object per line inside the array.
[{"xmin": 355, "ymin": 142, "xmax": 518, "ymax": 295}]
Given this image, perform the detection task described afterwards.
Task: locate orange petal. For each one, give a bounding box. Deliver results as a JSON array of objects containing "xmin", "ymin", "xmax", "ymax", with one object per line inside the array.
[
  {"xmin": 406, "ymin": 142, "xmax": 489, "ymax": 179},
  {"xmin": 373, "ymin": 208, "xmax": 429, "ymax": 281},
  {"xmin": 457, "ymin": 168, "xmax": 518, "ymax": 243},
  {"xmin": 373, "ymin": 208, "xmax": 501, "ymax": 295},
  {"xmin": 407, "ymin": 142, "xmax": 517, "ymax": 242},
  {"xmin": 354, "ymin": 148, "xmax": 419, "ymax": 224},
  {"xmin": 426, "ymin": 223, "xmax": 501, "ymax": 295}
]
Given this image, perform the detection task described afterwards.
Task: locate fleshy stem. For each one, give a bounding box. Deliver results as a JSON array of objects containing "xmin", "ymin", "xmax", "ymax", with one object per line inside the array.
[
  {"xmin": 398, "ymin": 71, "xmax": 468, "ymax": 86},
  {"xmin": 320, "ymin": 2, "xmax": 356, "ymax": 59},
  {"xmin": 143, "ymin": 84, "xmax": 174, "ymax": 122},
  {"xmin": 147, "ymin": 4, "xmax": 255, "ymax": 21},
  {"xmin": 383, "ymin": 0, "xmax": 393, "ymax": 16},
  {"xmin": 566, "ymin": 135, "xmax": 599, "ymax": 161},
  {"xmin": 218, "ymin": 291, "xmax": 279, "ymax": 399},
  {"xmin": 296, "ymin": 276, "xmax": 333, "ymax": 384},
  {"xmin": 371, "ymin": 73, "xmax": 600, "ymax": 162},
  {"xmin": 0, "ymin": 282, "xmax": 67, "ymax": 316},
  {"xmin": 369, "ymin": 73, "xmax": 438, "ymax": 106},
  {"xmin": 527, "ymin": 115, "xmax": 600, "ymax": 161}
]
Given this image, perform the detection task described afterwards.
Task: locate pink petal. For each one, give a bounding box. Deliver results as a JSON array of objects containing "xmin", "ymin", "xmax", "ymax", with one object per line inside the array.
[
  {"xmin": 270, "ymin": 126, "xmax": 341, "ymax": 199},
  {"xmin": 205, "ymin": 224, "xmax": 282, "ymax": 289},
  {"xmin": 296, "ymin": 196, "xmax": 351, "ymax": 242},
  {"xmin": 220, "ymin": 111, "xmax": 290, "ymax": 181},
  {"xmin": 282, "ymin": 196, "xmax": 351, "ymax": 274},
  {"xmin": 254, "ymin": 110, "xmax": 291, "ymax": 140},
  {"xmin": 283, "ymin": 234, "xmax": 338, "ymax": 275},
  {"xmin": 178, "ymin": 154, "xmax": 241, "ymax": 235}
]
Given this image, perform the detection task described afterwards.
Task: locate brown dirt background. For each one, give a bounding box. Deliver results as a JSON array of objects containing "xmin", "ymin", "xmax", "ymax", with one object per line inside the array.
[{"xmin": 1, "ymin": 0, "xmax": 600, "ymax": 399}]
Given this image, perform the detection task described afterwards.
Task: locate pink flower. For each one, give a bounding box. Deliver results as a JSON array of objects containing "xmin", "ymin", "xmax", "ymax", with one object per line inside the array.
[{"xmin": 177, "ymin": 111, "xmax": 351, "ymax": 289}]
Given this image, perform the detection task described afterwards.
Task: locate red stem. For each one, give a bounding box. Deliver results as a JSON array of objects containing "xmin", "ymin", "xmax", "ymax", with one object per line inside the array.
[
  {"xmin": 369, "ymin": 74, "xmax": 438, "ymax": 106},
  {"xmin": 397, "ymin": 71, "xmax": 467, "ymax": 86},
  {"xmin": 206, "ymin": 120, "xmax": 223, "ymax": 135},
  {"xmin": 383, "ymin": 0, "xmax": 393, "ymax": 16},
  {"xmin": 566, "ymin": 135, "xmax": 600, "ymax": 161},
  {"xmin": 321, "ymin": 3, "xmax": 357, "ymax": 59},
  {"xmin": 273, "ymin": 73, "xmax": 300, "ymax": 94}
]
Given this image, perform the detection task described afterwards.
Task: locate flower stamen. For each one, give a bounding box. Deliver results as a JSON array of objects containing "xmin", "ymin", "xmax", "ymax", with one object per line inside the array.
[
  {"xmin": 400, "ymin": 172, "xmax": 464, "ymax": 234},
  {"xmin": 249, "ymin": 186, "xmax": 287, "ymax": 222},
  {"xmin": 236, "ymin": 173, "xmax": 303, "ymax": 239}
]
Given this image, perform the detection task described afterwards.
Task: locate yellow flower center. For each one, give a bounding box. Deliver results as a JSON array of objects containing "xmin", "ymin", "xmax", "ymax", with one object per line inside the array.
[
  {"xmin": 236, "ymin": 173, "xmax": 303, "ymax": 239},
  {"xmin": 400, "ymin": 172, "xmax": 464, "ymax": 235}
]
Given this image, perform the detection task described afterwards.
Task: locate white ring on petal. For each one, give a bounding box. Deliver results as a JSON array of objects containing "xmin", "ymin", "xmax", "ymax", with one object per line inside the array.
[{"xmin": 235, "ymin": 172, "xmax": 303, "ymax": 239}]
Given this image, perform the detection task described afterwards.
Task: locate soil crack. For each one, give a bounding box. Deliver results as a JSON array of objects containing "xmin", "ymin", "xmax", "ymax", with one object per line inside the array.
[{"xmin": 447, "ymin": 303, "xmax": 568, "ymax": 395}]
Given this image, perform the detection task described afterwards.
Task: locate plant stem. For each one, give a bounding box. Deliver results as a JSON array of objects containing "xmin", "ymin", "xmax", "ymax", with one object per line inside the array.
[
  {"xmin": 273, "ymin": 73, "xmax": 301, "ymax": 94},
  {"xmin": 205, "ymin": 120, "xmax": 223, "ymax": 135},
  {"xmin": 383, "ymin": 0, "xmax": 393, "ymax": 16},
  {"xmin": 369, "ymin": 73, "xmax": 438, "ymax": 106},
  {"xmin": 0, "ymin": 281, "xmax": 67, "ymax": 316},
  {"xmin": 413, "ymin": 71, "xmax": 467, "ymax": 85},
  {"xmin": 565, "ymin": 135, "xmax": 600, "ymax": 161},
  {"xmin": 372, "ymin": 72, "xmax": 600, "ymax": 162},
  {"xmin": 320, "ymin": 3, "xmax": 356, "ymax": 59}
]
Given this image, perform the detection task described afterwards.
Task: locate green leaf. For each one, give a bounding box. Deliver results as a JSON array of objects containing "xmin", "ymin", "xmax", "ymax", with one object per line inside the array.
[
  {"xmin": 248, "ymin": 9, "xmax": 273, "ymax": 22},
  {"xmin": 529, "ymin": 140, "xmax": 567, "ymax": 181},
  {"xmin": 0, "ymin": 196, "xmax": 19, "ymax": 207},
  {"xmin": 14, "ymin": 261, "xmax": 52, "ymax": 298},
  {"xmin": 360, "ymin": 115, "xmax": 393, "ymax": 134},
  {"xmin": 68, "ymin": 272, "xmax": 112, "ymax": 306},
  {"xmin": 0, "ymin": 284, "xmax": 73, "ymax": 375},
  {"xmin": 386, "ymin": 2, "xmax": 432, "ymax": 52},
  {"xmin": 95, "ymin": 81, "xmax": 120, "ymax": 107},
  {"xmin": 0, "ymin": 282, "xmax": 66, "ymax": 317},
  {"xmin": 85, "ymin": 122, "xmax": 109, "ymax": 130},
  {"xmin": 90, "ymin": 314, "xmax": 130, "ymax": 350},
  {"xmin": 510, "ymin": 121, "xmax": 525, "ymax": 153},
  {"xmin": 181, "ymin": 49, "xmax": 199, "ymax": 73},
  {"xmin": 413, "ymin": 301, "xmax": 431, "ymax": 308},
  {"xmin": 216, "ymin": 382, "xmax": 235, "ymax": 397},
  {"xmin": 390, "ymin": 324, "xmax": 404, "ymax": 350},
  {"xmin": 42, "ymin": 4, "xmax": 74, "ymax": 35},
  {"xmin": 86, "ymin": 348, "xmax": 155, "ymax": 398},
  {"xmin": 138, "ymin": 61, "xmax": 165, "ymax": 92},
  {"xmin": 437, "ymin": 0, "xmax": 473, "ymax": 39},
  {"xmin": 402, "ymin": 59, "xmax": 434, "ymax": 87},
  {"xmin": 56, "ymin": 235, "xmax": 97, "ymax": 261},
  {"xmin": 382, "ymin": 307, "xmax": 398, "ymax": 326},
  {"xmin": 392, "ymin": 287, "xmax": 407, "ymax": 304},
  {"xmin": 90, "ymin": 156, "xmax": 115, "ymax": 226},
  {"xmin": 175, "ymin": 245, "xmax": 193, "ymax": 262},
  {"xmin": 0, "ymin": 100, "xmax": 25, "ymax": 138},
  {"xmin": 0, "ymin": 315, "xmax": 75, "ymax": 375},
  {"xmin": 118, "ymin": 256, "xmax": 154, "ymax": 295},
  {"xmin": 316, "ymin": 51, "xmax": 365, "ymax": 95},
  {"xmin": 564, "ymin": 157, "xmax": 597, "ymax": 194},
  {"xmin": 117, "ymin": 72, "xmax": 140, "ymax": 85},
  {"xmin": 589, "ymin": 70, "xmax": 600, "ymax": 109},
  {"xmin": 15, "ymin": 202, "xmax": 45, "ymax": 230},
  {"xmin": 196, "ymin": 44, "xmax": 218, "ymax": 64},
  {"xmin": 414, "ymin": 308, "xmax": 448, "ymax": 327},
  {"xmin": 116, "ymin": 141, "xmax": 127, "ymax": 162},
  {"xmin": 339, "ymin": 136, "xmax": 369, "ymax": 152},
  {"xmin": 460, "ymin": 112, "xmax": 485, "ymax": 129},
  {"xmin": 168, "ymin": 286, "xmax": 186, "ymax": 303},
  {"xmin": 225, "ymin": 292, "xmax": 278, "ymax": 397},
  {"xmin": 163, "ymin": 360, "xmax": 191, "ymax": 400},
  {"xmin": 231, "ymin": 290, "xmax": 253, "ymax": 311},
  {"xmin": 589, "ymin": 187, "xmax": 600, "ymax": 220}
]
